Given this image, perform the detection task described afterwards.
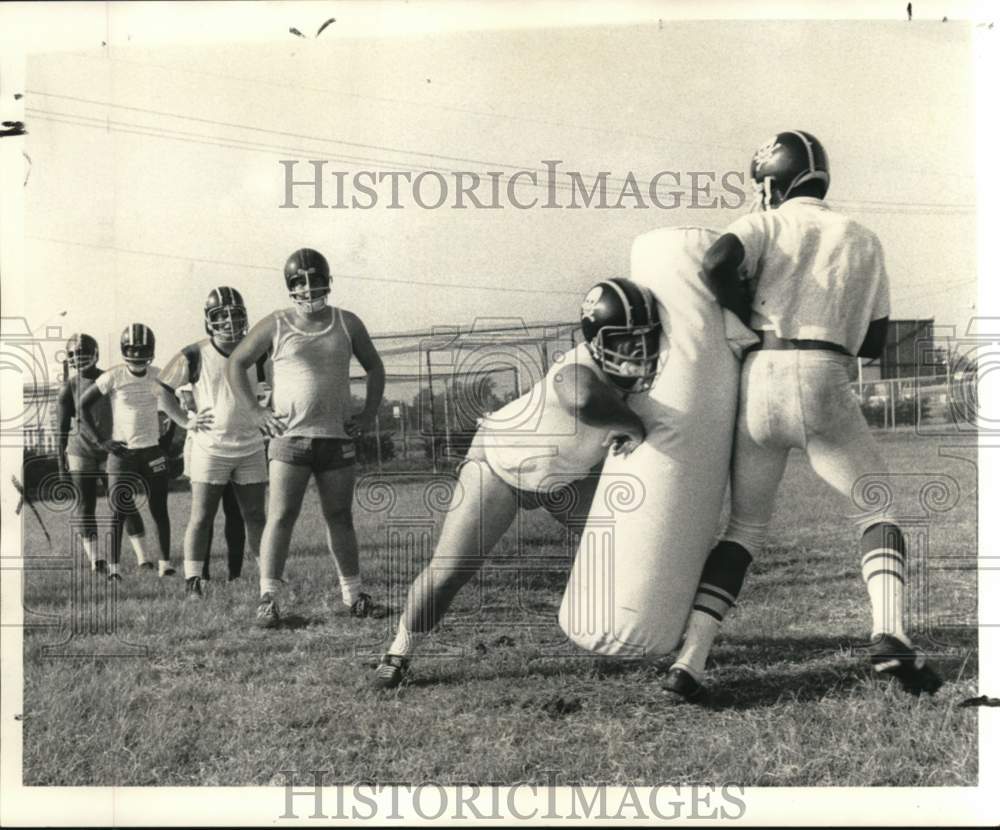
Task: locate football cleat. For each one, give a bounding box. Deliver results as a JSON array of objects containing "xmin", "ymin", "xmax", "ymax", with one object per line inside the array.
[
  {"xmin": 185, "ymin": 576, "xmax": 204, "ymax": 600},
  {"xmin": 868, "ymin": 634, "xmax": 942, "ymax": 695},
  {"xmin": 373, "ymin": 654, "xmax": 409, "ymax": 689},
  {"xmin": 661, "ymin": 666, "xmax": 705, "ymax": 703},
  {"xmin": 138, "ymin": 561, "xmax": 155, "ymax": 571},
  {"xmin": 255, "ymin": 592, "xmax": 281, "ymax": 629},
  {"xmin": 579, "ymin": 278, "xmax": 660, "ymax": 393},
  {"xmin": 349, "ymin": 592, "xmax": 379, "ymax": 618},
  {"xmin": 159, "ymin": 564, "xmax": 177, "ymax": 577},
  {"xmin": 107, "ymin": 572, "xmax": 122, "ymax": 583},
  {"xmin": 92, "ymin": 560, "xmax": 108, "ymax": 575}
]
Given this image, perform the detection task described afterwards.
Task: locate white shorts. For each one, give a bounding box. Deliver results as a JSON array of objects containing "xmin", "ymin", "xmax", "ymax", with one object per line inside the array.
[{"xmin": 186, "ymin": 445, "xmax": 268, "ymax": 486}]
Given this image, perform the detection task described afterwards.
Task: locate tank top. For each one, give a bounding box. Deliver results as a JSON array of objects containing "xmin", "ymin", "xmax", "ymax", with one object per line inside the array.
[
  {"xmin": 270, "ymin": 307, "xmax": 353, "ymax": 439},
  {"xmin": 66, "ymin": 372, "xmax": 112, "ymax": 457}
]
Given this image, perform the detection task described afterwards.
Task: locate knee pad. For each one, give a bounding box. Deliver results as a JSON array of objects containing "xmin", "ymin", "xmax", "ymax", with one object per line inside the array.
[{"xmin": 721, "ymin": 515, "xmax": 769, "ymax": 559}]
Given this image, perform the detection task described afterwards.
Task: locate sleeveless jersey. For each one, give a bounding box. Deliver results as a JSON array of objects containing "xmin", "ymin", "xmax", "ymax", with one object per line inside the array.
[
  {"xmin": 270, "ymin": 307, "xmax": 353, "ymax": 439},
  {"xmin": 478, "ymin": 343, "xmax": 615, "ymax": 492},
  {"xmin": 65, "ymin": 372, "xmax": 112, "ymax": 457}
]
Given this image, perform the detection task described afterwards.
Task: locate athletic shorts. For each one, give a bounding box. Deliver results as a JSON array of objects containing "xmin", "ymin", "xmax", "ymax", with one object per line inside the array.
[
  {"xmin": 268, "ymin": 436, "xmax": 356, "ymax": 473},
  {"xmin": 105, "ymin": 445, "xmax": 169, "ymax": 478},
  {"xmin": 186, "ymin": 445, "xmax": 268, "ymax": 486}
]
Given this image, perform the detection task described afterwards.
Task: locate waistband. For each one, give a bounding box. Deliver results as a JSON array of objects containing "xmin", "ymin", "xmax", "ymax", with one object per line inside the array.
[{"xmin": 747, "ymin": 330, "xmax": 852, "ymax": 356}]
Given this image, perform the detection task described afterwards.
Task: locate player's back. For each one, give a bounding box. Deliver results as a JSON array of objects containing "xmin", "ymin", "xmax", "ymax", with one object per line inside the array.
[{"xmin": 732, "ymin": 197, "xmax": 890, "ymax": 355}]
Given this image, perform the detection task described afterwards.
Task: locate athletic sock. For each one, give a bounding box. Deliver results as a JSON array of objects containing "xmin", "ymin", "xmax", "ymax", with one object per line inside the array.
[
  {"xmin": 861, "ymin": 522, "xmax": 909, "ymax": 644},
  {"xmin": 260, "ymin": 577, "xmax": 283, "ymax": 598},
  {"xmin": 388, "ymin": 620, "xmax": 425, "ymax": 658},
  {"xmin": 672, "ymin": 541, "xmax": 753, "ymax": 681},
  {"xmin": 158, "ymin": 560, "xmax": 173, "ymax": 576},
  {"xmin": 82, "ymin": 536, "xmax": 98, "ymax": 567},
  {"xmin": 108, "ymin": 562, "xmax": 120, "ymax": 577},
  {"xmin": 340, "ymin": 574, "xmax": 362, "ymax": 607},
  {"xmin": 129, "ymin": 534, "xmax": 150, "ymax": 565},
  {"xmin": 184, "ymin": 559, "xmax": 203, "ymax": 580}
]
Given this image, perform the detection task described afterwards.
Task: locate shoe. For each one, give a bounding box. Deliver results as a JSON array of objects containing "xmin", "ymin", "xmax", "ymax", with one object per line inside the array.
[
  {"xmin": 93, "ymin": 560, "xmax": 108, "ymax": 575},
  {"xmin": 661, "ymin": 666, "xmax": 705, "ymax": 702},
  {"xmin": 107, "ymin": 572, "xmax": 122, "ymax": 583},
  {"xmin": 185, "ymin": 576, "xmax": 204, "ymax": 600},
  {"xmin": 350, "ymin": 592, "xmax": 377, "ymax": 618},
  {"xmin": 868, "ymin": 634, "xmax": 942, "ymax": 695},
  {"xmin": 138, "ymin": 561, "xmax": 155, "ymax": 571},
  {"xmin": 255, "ymin": 593, "xmax": 280, "ymax": 629},
  {"xmin": 159, "ymin": 564, "xmax": 176, "ymax": 577},
  {"xmin": 373, "ymin": 654, "xmax": 409, "ymax": 689}
]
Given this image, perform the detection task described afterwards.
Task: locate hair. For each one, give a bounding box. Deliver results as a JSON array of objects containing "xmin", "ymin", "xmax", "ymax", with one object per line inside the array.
[{"xmin": 785, "ymin": 179, "xmax": 829, "ymax": 201}]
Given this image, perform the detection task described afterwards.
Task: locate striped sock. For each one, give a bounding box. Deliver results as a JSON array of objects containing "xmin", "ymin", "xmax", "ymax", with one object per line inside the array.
[
  {"xmin": 672, "ymin": 541, "xmax": 753, "ymax": 681},
  {"xmin": 861, "ymin": 522, "xmax": 908, "ymax": 643}
]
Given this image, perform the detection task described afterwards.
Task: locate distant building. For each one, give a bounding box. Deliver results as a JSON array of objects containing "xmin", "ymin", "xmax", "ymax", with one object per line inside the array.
[{"xmin": 878, "ymin": 318, "xmax": 941, "ymax": 380}]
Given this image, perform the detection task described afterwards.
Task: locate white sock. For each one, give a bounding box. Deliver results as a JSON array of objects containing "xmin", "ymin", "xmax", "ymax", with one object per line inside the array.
[
  {"xmin": 82, "ymin": 536, "xmax": 98, "ymax": 566},
  {"xmin": 158, "ymin": 560, "xmax": 172, "ymax": 576},
  {"xmin": 184, "ymin": 560, "xmax": 203, "ymax": 580},
  {"xmin": 260, "ymin": 577, "xmax": 283, "ymax": 598},
  {"xmin": 672, "ymin": 611, "xmax": 723, "ymax": 682},
  {"xmin": 389, "ymin": 620, "xmax": 425, "ymax": 657},
  {"xmin": 108, "ymin": 562, "xmax": 120, "ymax": 576},
  {"xmin": 129, "ymin": 534, "xmax": 149, "ymax": 565},
  {"xmin": 340, "ymin": 574, "xmax": 362, "ymax": 606}
]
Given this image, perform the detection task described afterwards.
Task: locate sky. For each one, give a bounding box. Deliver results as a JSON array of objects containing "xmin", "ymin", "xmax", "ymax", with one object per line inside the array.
[{"xmin": 18, "ymin": 17, "xmax": 978, "ymax": 372}]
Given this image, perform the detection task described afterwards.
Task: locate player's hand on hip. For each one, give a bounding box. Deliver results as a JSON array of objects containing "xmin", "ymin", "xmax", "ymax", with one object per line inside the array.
[
  {"xmin": 101, "ymin": 439, "xmax": 128, "ymax": 457},
  {"xmin": 187, "ymin": 408, "xmax": 215, "ymax": 433},
  {"xmin": 255, "ymin": 408, "xmax": 287, "ymax": 438},
  {"xmin": 603, "ymin": 424, "xmax": 644, "ymax": 457},
  {"xmin": 344, "ymin": 412, "xmax": 375, "ymax": 438}
]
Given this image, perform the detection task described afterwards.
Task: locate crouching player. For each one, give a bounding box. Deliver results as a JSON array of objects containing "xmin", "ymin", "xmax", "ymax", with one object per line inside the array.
[
  {"xmin": 663, "ymin": 131, "xmax": 941, "ymax": 700},
  {"xmin": 58, "ymin": 333, "xmax": 161, "ymax": 571},
  {"xmin": 80, "ymin": 324, "xmax": 213, "ymax": 580},
  {"xmin": 374, "ymin": 278, "xmax": 659, "ymax": 689},
  {"xmin": 161, "ymin": 288, "xmax": 269, "ymax": 598}
]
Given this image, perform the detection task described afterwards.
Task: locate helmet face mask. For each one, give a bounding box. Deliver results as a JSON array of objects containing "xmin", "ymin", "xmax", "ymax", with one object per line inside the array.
[
  {"xmin": 580, "ymin": 279, "xmax": 661, "ymax": 393},
  {"xmin": 66, "ymin": 334, "xmax": 99, "ymax": 372},
  {"xmin": 204, "ymin": 287, "xmax": 249, "ymax": 343}
]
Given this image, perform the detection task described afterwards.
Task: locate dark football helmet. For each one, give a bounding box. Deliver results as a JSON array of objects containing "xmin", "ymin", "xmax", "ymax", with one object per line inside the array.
[
  {"xmin": 204, "ymin": 286, "xmax": 248, "ymax": 343},
  {"xmin": 65, "ymin": 333, "xmax": 99, "ymax": 372},
  {"xmin": 579, "ymin": 278, "xmax": 660, "ymax": 392},
  {"xmin": 750, "ymin": 130, "xmax": 830, "ymax": 211},
  {"xmin": 284, "ymin": 248, "xmax": 331, "ymax": 312},
  {"xmin": 120, "ymin": 323, "xmax": 155, "ymax": 371}
]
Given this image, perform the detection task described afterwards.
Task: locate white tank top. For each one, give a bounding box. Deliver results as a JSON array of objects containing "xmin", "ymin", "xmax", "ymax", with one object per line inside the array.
[
  {"xmin": 478, "ymin": 343, "xmax": 615, "ymax": 492},
  {"xmin": 188, "ymin": 340, "xmax": 266, "ymax": 457},
  {"xmin": 270, "ymin": 307, "xmax": 353, "ymax": 439}
]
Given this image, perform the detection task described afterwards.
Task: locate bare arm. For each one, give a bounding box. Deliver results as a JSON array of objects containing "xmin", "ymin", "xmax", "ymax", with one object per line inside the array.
[
  {"xmin": 55, "ymin": 383, "xmax": 74, "ymax": 472},
  {"xmin": 702, "ymin": 233, "xmax": 751, "ymax": 326},
  {"xmin": 156, "ymin": 380, "xmax": 212, "ymax": 431},
  {"xmin": 79, "ymin": 382, "xmax": 124, "ymax": 456},
  {"xmin": 858, "ymin": 316, "xmax": 889, "ymax": 360},
  {"xmin": 553, "ymin": 363, "xmax": 645, "ymax": 455},
  {"xmin": 227, "ymin": 314, "xmax": 285, "ymax": 437},
  {"xmin": 344, "ymin": 310, "xmax": 386, "ymax": 434}
]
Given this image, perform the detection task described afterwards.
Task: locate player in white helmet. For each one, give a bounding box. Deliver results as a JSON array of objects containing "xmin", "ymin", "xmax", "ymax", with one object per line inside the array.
[
  {"xmin": 226, "ymin": 248, "xmax": 386, "ymax": 628},
  {"xmin": 79, "ymin": 324, "xmax": 214, "ymax": 580},
  {"xmin": 160, "ymin": 287, "xmax": 270, "ymax": 599},
  {"xmin": 373, "ymin": 277, "xmax": 659, "ymax": 689},
  {"xmin": 663, "ymin": 131, "xmax": 941, "ymax": 701}
]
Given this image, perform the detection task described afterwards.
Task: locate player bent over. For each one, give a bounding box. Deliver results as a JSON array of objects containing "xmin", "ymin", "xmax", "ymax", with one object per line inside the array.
[
  {"xmin": 373, "ymin": 278, "xmax": 658, "ymax": 689},
  {"xmin": 227, "ymin": 248, "xmax": 386, "ymax": 627},
  {"xmin": 80, "ymin": 324, "xmax": 213, "ymax": 581},
  {"xmin": 161, "ymin": 287, "xmax": 270, "ymax": 599},
  {"xmin": 57, "ymin": 333, "xmax": 156, "ymax": 572},
  {"xmin": 664, "ymin": 131, "xmax": 941, "ymax": 701}
]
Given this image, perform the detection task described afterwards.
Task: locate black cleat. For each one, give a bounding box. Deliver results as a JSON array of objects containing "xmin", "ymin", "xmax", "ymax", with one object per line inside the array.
[
  {"xmin": 255, "ymin": 592, "xmax": 280, "ymax": 629},
  {"xmin": 662, "ymin": 666, "xmax": 705, "ymax": 702},
  {"xmin": 138, "ymin": 561, "xmax": 155, "ymax": 571},
  {"xmin": 160, "ymin": 563, "xmax": 177, "ymax": 577},
  {"xmin": 373, "ymin": 654, "xmax": 409, "ymax": 689},
  {"xmin": 868, "ymin": 634, "xmax": 942, "ymax": 695},
  {"xmin": 350, "ymin": 592, "xmax": 382, "ymax": 618},
  {"xmin": 107, "ymin": 572, "xmax": 122, "ymax": 583},
  {"xmin": 93, "ymin": 560, "xmax": 108, "ymax": 575},
  {"xmin": 185, "ymin": 576, "xmax": 204, "ymax": 600}
]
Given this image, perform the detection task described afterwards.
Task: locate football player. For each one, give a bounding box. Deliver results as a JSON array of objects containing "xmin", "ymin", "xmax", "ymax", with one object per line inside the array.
[
  {"xmin": 663, "ymin": 131, "xmax": 941, "ymax": 700},
  {"xmin": 79, "ymin": 324, "xmax": 213, "ymax": 580},
  {"xmin": 161, "ymin": 288, "xmax": 270, "ymax": 598},
  {"xmin": 226, "ymin": 248, "xmax": 386, "ymax": 628},
  {"xmin": 373, "ymin": 278, "xmax": 658, "ymax": 689},
  {"xmin": 56, "ymin": 333, "xmax": 152, "ymax": 572}
]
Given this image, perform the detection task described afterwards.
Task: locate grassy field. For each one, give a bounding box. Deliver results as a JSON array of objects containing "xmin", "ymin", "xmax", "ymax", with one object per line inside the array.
[{"xmin": 19, "ymin": 432, "xmax": 978, "ymax": 786}]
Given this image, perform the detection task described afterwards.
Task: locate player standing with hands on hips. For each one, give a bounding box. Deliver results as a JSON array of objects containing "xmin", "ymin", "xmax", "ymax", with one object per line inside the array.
[
  {"xmin": 227, "ymin": 248, "xmax": 386, "ymax": 628},
  {"xmin": 662, "ymin": 131, "xmax": 941, "ymax": 701}
]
